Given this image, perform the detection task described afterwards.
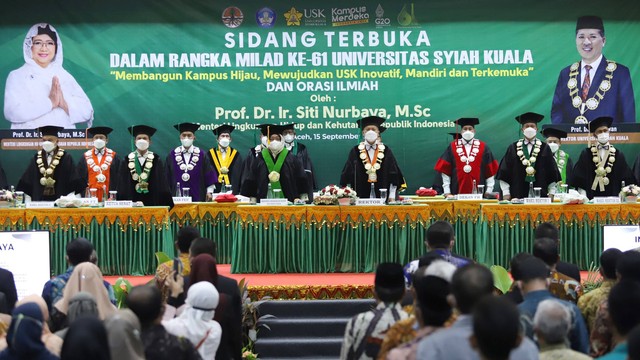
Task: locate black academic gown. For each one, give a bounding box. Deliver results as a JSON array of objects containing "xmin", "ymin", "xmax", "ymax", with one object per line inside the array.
[
  {"xmin": 116, "ymin": 152, "xmax": 174, "ymax": 207},
  {"xmin": 497, "ymin": 140, "xmax": 560, "ymax": 199},
  {"xmin": 206, "ymin": 146, "xmax": 244, "ymax": 195},
  {"xmin": 0, "ymin": 160, "xmax": 7, "ymax": 190},
  {"xmin": 632, "ymin": 154, "xmax": 640, "ymax": 184},
  {"xmin": 75, "ymin": 149, "xmax": 121, "ymax": 194},
  {"xmin": 240, "ymin": 145, "xmax": 262, "ymax": 192},
  {"xmin": 569, "ymin": 145, "xmax": 635, "ymax": 198},
  {"xmin": 289, "ymin": 142, "xmax": 317, "ymax": 201},
  {"xmin": 17, "ymin": 149, "xmax": 82, "ymax": 201},
  {"xmin": 339, "ymin": 143, "xmax": 402, "ymax": 198},
  {"xmin": 240, "ymin": 149, "xmax": 307, "ymax": 202}
]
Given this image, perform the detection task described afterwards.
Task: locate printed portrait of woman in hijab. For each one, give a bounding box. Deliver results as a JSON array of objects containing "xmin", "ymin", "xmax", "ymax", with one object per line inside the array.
[{"xmin": 3, "ymin": 23, "xmax": 94, "ymax": 129}]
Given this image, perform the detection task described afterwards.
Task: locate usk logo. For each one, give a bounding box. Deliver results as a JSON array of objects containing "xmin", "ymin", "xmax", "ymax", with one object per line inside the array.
[{"xmin": 284, "ymin": 7, "xmax": 303, "ymax": 26}]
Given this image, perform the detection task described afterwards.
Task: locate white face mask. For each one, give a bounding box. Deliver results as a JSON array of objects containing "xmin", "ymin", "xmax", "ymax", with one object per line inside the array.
[
  {"xmin": 283, "ymin": 134, "xmax": 295, "ymax": 144},
  {"xmin": 364, "ymin": 130, "xmax": 378, "ymax": 143},
  {"xmin": 597, "ymin": 132, "xmax": 610, "ymax": 144},
  {"xmin": 523, "ymin": 127, "xmax": 537, "ymax": 139},
  {"xmin": 42, "ymin": 141, "xmax": 55, "ymax": 153},
  {"xmin": 136, "ymin": 139, "xmax": 149, "ymax": 151},
  {"xmin": 180, "ymin": 138, "xmax": 193, "ymax": 148},
  {"xmin": 461, "ymin": 131, "xmax": 475, "ymax": 141},
  {"xmin": 261, "ymin": 136, "xmax": 268, "ymax": 147},
  {"xmin": 268, "ymin": 140, "xmax": 284, "ymax": 153},
  {"xmin": 93, "ymin": 139, "xmax": 106, "ymax": 150},
  {"xmin": 218, "ymin": 138, "xmax": 230, "ymax": 148},
  {"xmin": 548, "ymin": 143, "xmax": 559, "ymax": 154}
]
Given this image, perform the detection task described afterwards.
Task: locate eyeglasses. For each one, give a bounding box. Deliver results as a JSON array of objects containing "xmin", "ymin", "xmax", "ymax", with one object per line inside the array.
[{"xmin": 32, "ymin": 40, "xmax": 55, "ymax": 48}]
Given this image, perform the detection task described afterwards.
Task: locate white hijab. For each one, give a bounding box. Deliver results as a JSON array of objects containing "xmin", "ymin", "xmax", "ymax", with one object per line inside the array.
[{"xmin": 23, "ymin": 23, "xmax": 65, "ymax": 68}]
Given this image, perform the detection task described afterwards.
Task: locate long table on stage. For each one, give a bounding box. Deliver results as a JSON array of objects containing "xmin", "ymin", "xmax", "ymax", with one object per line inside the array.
[{"xmin": 3, "ymin": 201, "xmax": 639, "ymax": 275}]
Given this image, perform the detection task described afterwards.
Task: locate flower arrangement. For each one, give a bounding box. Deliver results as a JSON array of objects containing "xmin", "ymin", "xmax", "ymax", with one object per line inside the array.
[
  {"xmin": 0, "ymin": 190, "xmax": 14, "ymax": 202},
  {"xmin": 620, "ymin": 184, "xmax": 640, "ymax": 202},
  {"xmin": 313, "ymin": 184, "xmax": 358, "ymax": 205}
]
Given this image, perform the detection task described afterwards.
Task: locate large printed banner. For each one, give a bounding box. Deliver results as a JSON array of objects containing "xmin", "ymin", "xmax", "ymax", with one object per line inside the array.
[{"xmin": 1, "ymin": 0, "xmax": 639, "ymax": 190}]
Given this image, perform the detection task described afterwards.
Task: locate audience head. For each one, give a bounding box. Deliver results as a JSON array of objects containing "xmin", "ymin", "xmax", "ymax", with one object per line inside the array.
[
  {"xmin": 127, "ymin": 285, "xmax": 163, "ymax": 329},
  {"xmin": 517, "ymin": 256, "xmax": 550, "ymax": 293},
  {"xmin": 599, "ymin": 248, "xmax": 622, "ymax": 280},
  {"xmin": 16, "ymin": 294, "xmax": 50, "ymax": 323},
  {"xmin": 412, "ymin": 267, "xmax": 452, "ymax": 327},
  {"xmin": 471, "ymin": 296, "xmax": 522, "ymax": 360},
  {"xmin": 628, "ymin": 324, "xmax": 640, "ymax": 360},
  {"xmin": 185, "ymin": 281, "xmax": 220, "ymax": 322},
  {"xmin": 54, "ymin": 262, "xmax": 114, "ymax": 320},
  {"xmin": 374, "ymin": 262, "xmax": 405, "ymax": 303},
  {"xmin": 60, "ymin": 316, "xmax": 110, "ymax": 360},
  {"xmin": 176, "ymin": 226, "xmax": 201, "ymax": 254},
  {"xmin": 5, "ymin": 303, "xmax": 47, "ymax": 356},
  {"xmin": 190, "ymin": 253, "xmax": 219, "ymax": 287},
  {"xmin": 67, "ymin": 292, "xmax": 99, "ymax": 324},
  {"xmin": 533, "ymin": 299, "xmax": 572, "ymax": 345},
  {"xmin": 532, "ymin": 237, "xmax": 559, "ymax": 267},
  {"xmin": 66, "ymin": 237, "xmax": 94, "ymax": 266},
  {"xmin": 450, "ymin": 264, "xmax": 494, "ymax": 314},
  {"xmin": 424, "ymin": 260, "xmax": 457, "ymax": 283},
  {"xmin": 425, "ymin": 221, "xmax": 454, "ymax": 250},
  {"xmin": 534, "ymin": 222, "xmax": 560, "ymax": 242},
  {"xmin": 509, "ymin": 252, "xmax": 534, "ymax": 281},
  {"xmin": 189, "ymin": 237, "xmax": 217, "ymax": 259},
  {"xmin": 608, "ymin": 280, "xmax": 640, "ymax": 339},
  {"xmin": 105, "ymin": 309, "xmax": 145, "ymax": 360},
  {"xmin": 615, "ymin": 250, "xmax": 640, "ymax": 282}
]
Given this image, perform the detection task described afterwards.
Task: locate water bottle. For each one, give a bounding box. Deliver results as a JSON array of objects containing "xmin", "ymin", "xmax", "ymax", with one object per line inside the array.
[
  {"xmin": 267, "ymin": 183, "xmax": 274, "ymax": 199},
  {"xmin": 620, "ymin": 181, "xmax": 626, "ymax": 202},
  {"xmin": 175, "ymin": 182, "xmax": 182, "ymax": 197},
  {"xmin": 528, "ymin": 182, "xmax": 535, "ymax": 198},
  {"xmin": 472, "ymin": 179, "xmax": 478, "ymax": 194},
  {"xmin": 370, "ymin": 183, "xmax": 376, "ymax": 199}
]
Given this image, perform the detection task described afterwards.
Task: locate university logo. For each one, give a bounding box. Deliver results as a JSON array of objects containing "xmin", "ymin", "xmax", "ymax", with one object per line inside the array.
[
  {"xmin": 331, "ymin": 6, "xmax": 369, "ymax": 27},
  {"xmin": 222, "ymin": 6, "xmax": 244, "ymax": 28},
  {"xmin": 284, "ymin": 7, "xmax": 303, "ymax": 26},
  {"xmin": 374, "ymin": 4, "xmax": 391, "ymax": 27},
  {"xmin": 397, "ymin": 3, "xmax": 419, "ymax": 26},
  {"xmin": 303, "ymin": 8, "xmax": 327, "ymax": 26},
  {"xmin": 256, "ymin": 7, "xmax": 276, "ymax": 28}
]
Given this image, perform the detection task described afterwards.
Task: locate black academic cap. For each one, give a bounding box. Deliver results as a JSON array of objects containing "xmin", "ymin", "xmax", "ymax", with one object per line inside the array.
[
  {"xmin": 127, "ymin": 125, "xmax": 157, "ymax": 137},
  {"xmin": 519, "ymin": 257, "xmax": 551, "ymax": 282},
  {"xmin": 541, "ymin": 127, "xmax": 568, "ymax": 139},
  {"xmin": 269, "ymin": 125, "xmax": 286, "ymax": 135},
  {"xmin": 589, "ymin": 116, "xmax": 613, "ymax": 133},
  {"xmin": 454, "ymin": 118, "xmax": 480, "ymax": 127},
  {"xmin": 577, "ymin": 15, "xmax": 604, "ymax": 32},
  {"xmin": 281, "ymin": 123, "xmax": 296, "ymax": 131},
  {"xmin": 374, "ymin": 262, "xmax": 405, "ymax": 289},
  {"xmin": 212, "ymin": 124, "xmax": 235, "ymax": 137},
  {"xmin": 255, "ymin": 124, "xmax": 275, "ymax": 135},
  {"xmin": 173, "ymin": 122, "xmax": 200, "ymax": 134},
  {"xmin": 448, "ymin": 132, "xmax": 461, "ymax": 140},
  {"xmin": 357, "ymin": 116, "xmax": 385, "ymax": 130},
  {"xmin": 86, "ymin": 126, "xmax": 113, "ymax": 137},
  {"xmin": 38, "ymin": 125, "xmax": 63, "ymax": 137},
  {"xmin": 515, "ymin": 112, "xmax": 544, "ymax": 125}
]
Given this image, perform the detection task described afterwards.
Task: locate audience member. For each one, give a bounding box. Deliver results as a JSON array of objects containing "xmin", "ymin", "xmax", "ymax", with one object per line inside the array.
[
  {"xmin": 534, "ymin": 222, "xmax": 581, "ymax": 282},
  {"xmin": 417, "ymin": 264, "xmax": 538, "ymax": 360},
  {"xmin": 578, "ymin": 248, "xmax": 621, "ymax": 331},
  {"xmin": 597, "ymin": 280, "xmax": 640, "ymax": 360},
  {"xmin": 104, "ymin": 309, "xmax": 145, "ymax": 360},
  {"xmin": 470, "ymin": 296, "xmax": 522, "ymax": 360},
  {"xmin": 341, "ymin": 262, "xmax": 409, "ymax": 360},
  {"xmin": 60, "ymin": 317, "xmax": 109, "ymax": 360},
  {"xmin": 51, "ymin": 263, "xmax": 116, "ymax": 332},
  {"xmin": 503, "ymin": 252, "xmax": 534, "ymax": 304},
  {"xmin": 156, "ymin": 225, "xmax": 200, "ymax": 282},
  {"xmin": 533, "ymin": 237, "xmax": 582, "ymax": 302},
  {"xmin": 0, "ymin": 302, "xmax": 58, "ymax": 360},
  {"xmin": 54, "ymin": 292, "xmax": 99, "ymax": 339},
  {"xmin": 0, "ymin": 267, "xmax": 17, "ymax": 315},
  {"xmin": 6, "ymin": 295, "xmax": 63, "ymax": 356},
  {"xmin": 627, "ymin": 325, "xmax": 640, "ymax": 360},
  {"xmin": 534, "ymin": 299, "xmax": 591, "ymax": 360},
  {"xmin": 164, "ymin": 282, "xmax": 222, "ymax": 359},
  {"xmin": 517, "ymin": 257, "xmax": 589, "ymax": 353},
  {"xmin": 127, "ymin": 285, "xmax": 202, "ymax": 360}
]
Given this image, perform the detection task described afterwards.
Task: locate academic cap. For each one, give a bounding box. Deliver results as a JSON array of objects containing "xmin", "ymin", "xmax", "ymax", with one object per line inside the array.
[
  {"xmin": 255, "ymin": 124, "xmax": 275, "ymax": 135},
  {"xmin": 38, "ymin": 125, "xmax": 63, "ymax": 137},
  {"xmin": 86, "ymin": 127, "xmax": 113, "ymax": 137},
  {"xmin": 374, "ymin": 262, "xmax": 405, "ymax": 289},
  {"xmin": 448, "ymin": 132, "xmax": 461, "ymax": 140},
  {"xmin": 541, "ymin": 127, "xmax": 567, "ymax": 139},
  {"xmin": 173, "ymin": 122, "xmax": 201, "ymax": 134},
  {"xmin": 577, "ymin": 15, "xmax": 604, "ymax": 32},
  {"xmin": 281, "ymin": 123, "xmax": 296, "ymax": 131},
  {"xmin": 212, "ymin": 124, "xmax": 235, "ymax": 137},
  {"xmin": 515, "ymin": 112, "xmax": 544, "ymax": 125},
  {"xmin": 127, "ymin": 125, "xmax": 157, "ymax": 137},
  {"xmin": 589, "ymin": 116, "xmax": 613, "ymax": 133},
  {"xmin": 454, "ymin": 118, "xmax": 480, "ymax": 127},
  {"xmin": 357, "ymin": 116, "xmax": 385, "ymax": 130}
]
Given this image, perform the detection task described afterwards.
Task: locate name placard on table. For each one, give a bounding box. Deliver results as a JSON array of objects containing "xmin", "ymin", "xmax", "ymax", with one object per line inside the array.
[
  {"xmin": 523, "ymin": 197, "xmax": 552, "ymax": 204},
  {"xmin": 26, "ymin": 201, "xmax": 56, "ymax": 208},
  {"xmin": 80, "ymin": 198, "xmax": 99, "ymax": 206},
  {"xmin": 355, "ymin": 198, "xmax": 386, "ymax": 206},
  {"xmin": 172, "ymin": 197, "xmax": 193, "ymax": 204},
  {"xmin": 104, "ymin": 200, "xmax": 133, "ymax": 208},
  {"xmin": 456, "ymin": 194, "xmax": 483, "ymax": 201},
  {"xmin": 259, "ymin": 198, "xmax": 289, "ymax": 206},
  {"xmin": 593, "ymin": 197, "xmax": 622, "ymax": 204}
]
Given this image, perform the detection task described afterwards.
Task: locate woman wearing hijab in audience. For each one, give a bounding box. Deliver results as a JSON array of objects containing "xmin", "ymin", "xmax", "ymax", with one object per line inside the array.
[
  {"xmin": 53, "ymin": 292, "xmax": 99, "ymax": 339},
  {"xmin": 60, "ymin": 317, "xmax": 110, "ymax": 360},
  {"xmin": 7, "ymin": 295, "xmax": 63, "ymax": 356},
  {"xmin": 105, "ymin": 309, "xmax": 145, "ymax": 360},
  {"xmin": 0, "ymin": 302, "xmax": 58, "ymax": 360},
  {"xmin": 164, "ymin": 282, "xmax": 222, "ymax": 360},
  {"xmin": 51, "ymin": 263, "xmax": 116, "ymax": 332}
]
